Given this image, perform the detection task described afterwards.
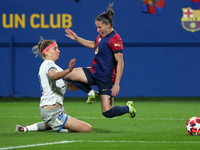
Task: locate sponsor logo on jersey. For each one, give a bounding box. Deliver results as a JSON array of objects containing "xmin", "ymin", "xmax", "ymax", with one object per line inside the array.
[{"xmin": 114, "ymin": 43, "xmax": 121, "ymax": 47}]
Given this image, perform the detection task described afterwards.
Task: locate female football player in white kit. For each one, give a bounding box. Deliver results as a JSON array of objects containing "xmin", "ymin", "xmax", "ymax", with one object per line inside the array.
[{"xmin": 16, "ymin": 37, "xmax": 92, "ymax": 133}]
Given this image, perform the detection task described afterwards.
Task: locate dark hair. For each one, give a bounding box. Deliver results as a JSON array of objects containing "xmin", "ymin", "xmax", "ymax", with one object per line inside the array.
[
  {"xmin": 32, "ymin": 36, "xmax": 56, "ymax": 59},
  {"xmin": 96, "ymin": 3, "xmax": 114, "ymax": 27}
]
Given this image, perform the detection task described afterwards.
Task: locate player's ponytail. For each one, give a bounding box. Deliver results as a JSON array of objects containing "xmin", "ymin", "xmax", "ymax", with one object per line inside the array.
[
  {"xmin": 107, "ymin": 3, "xmax": 114, "ymax": 20},
  {"xmin": 96, "ymin": 3, "xmax": 114, "ymax": 27},
  {"xmin": 32, "ymin": 36, "xmax": 56, "ymax": 59}
]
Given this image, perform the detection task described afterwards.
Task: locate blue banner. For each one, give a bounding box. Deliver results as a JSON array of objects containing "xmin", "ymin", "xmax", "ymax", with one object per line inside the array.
[{"xmin": 0, "ymin": 0, "xmax": 199, "ymax": 43}]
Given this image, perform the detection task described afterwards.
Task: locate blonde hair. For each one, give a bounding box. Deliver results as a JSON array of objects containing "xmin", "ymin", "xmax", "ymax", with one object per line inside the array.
[{"xmin": 32, "ymin": 36, "xmax": 56, "ymax": 59}]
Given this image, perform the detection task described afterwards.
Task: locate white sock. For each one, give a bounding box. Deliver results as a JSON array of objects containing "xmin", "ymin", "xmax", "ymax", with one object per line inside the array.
[
  {"xmin": 26, "ymin": 123, "xmax": 38, "ymax": 132},
  {"xmin": 60, "ymin": 129, "xmax": 69, "ymax": 133},
  {"xmin": 128, "ymin": 106, "xmax": 132, "ymax": 112},
  {"xmin": 88, "ymin": 89, "xmax": 95, "ymax": 96},
  {"xmin": 26, "ymin": 122, "xmax": 45, "ymax": 132}
]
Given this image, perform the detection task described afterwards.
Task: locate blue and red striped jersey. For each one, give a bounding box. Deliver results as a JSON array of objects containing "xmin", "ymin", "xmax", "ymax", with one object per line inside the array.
[{"xmin": 90, "ymin": 30, "xmax": 123, "ymax": 83}]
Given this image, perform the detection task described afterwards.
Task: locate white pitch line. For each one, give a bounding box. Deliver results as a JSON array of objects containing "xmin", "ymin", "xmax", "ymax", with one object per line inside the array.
[
  {"xmin": 0, "ymin": 140, "xmax": 77, "ymax": 150},
  {"xmin": 0, "ymin": 140, "xmax": 200, "ymax": 150},
  {"xmin": 0, "ymin": 116, "xmax": 187, "ymax": 120}
]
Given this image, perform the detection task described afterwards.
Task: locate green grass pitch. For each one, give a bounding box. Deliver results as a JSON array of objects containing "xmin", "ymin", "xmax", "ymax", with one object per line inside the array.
[{"xmin": 0, "ymin": 97, "xmax": 199, "ymax": 150}]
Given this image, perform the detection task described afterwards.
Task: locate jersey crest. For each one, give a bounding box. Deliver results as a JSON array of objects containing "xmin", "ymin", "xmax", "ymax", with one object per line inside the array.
[{"xmin": 181, "ymin": 7, "xmax": 200, "ymax": 32}]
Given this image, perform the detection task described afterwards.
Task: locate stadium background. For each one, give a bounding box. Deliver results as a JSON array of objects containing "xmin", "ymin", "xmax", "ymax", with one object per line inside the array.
[{"xmin": 0, "ymin": 0, "xmax": 200, "ymax": 97}]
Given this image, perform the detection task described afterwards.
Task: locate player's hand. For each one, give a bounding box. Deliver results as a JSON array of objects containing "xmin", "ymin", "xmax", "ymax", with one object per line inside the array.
[
  {"xmin": 69, "ymin": 58, "xmax": 76, "ymax": 72},
  {"xmin": 110, "ymin": 84, "xmax": 120, "ymax": 97},
  {"xmin": 65, "ymin": 28, "xmax": 78, "ymax": 41}
]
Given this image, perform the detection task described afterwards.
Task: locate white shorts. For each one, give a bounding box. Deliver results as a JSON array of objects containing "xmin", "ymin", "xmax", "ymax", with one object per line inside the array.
[{"xmin": 39, "ymin": 105, "xmax": 68, "ymax": 132}]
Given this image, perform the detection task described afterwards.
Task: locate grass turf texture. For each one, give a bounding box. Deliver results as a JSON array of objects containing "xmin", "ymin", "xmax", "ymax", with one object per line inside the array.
[{"xmin": 0, "ymin": 97, "xmax": 199, "ymax": 150}]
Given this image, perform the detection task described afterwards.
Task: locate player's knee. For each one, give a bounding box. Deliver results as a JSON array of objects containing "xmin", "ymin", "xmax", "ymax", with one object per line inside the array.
[
  {"xmin": 84, "ymin": 124, "xmax": 92, "ymax": 132},
  {"xmin": 87, "ymin": 125, "xmax": 92, "ymax": 132},
  {"xmin": 67, "ymin": 82, "xmax": 79, "ymax": 91}
]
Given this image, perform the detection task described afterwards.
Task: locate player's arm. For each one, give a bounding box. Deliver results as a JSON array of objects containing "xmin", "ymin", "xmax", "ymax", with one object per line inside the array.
[
  {"xmin": 111, "ymin": 52, "xmax": 124, "ymax": 96},
  {"xmin": 48, "ymin": 58, "xmax": 76, "ymax": 80},
  {"xmin": 65, "ymin": 28, "xmax": 97, "ymax": 49}
]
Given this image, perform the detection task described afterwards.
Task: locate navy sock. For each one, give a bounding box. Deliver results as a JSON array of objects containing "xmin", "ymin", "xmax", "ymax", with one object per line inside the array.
[
  {"xmin": 66, "ymin": 79, "xmax": 92, "ymax": 93},
  {"xmin": 102, "ymin": 106, "xmax": 129, "ymax": 118}
]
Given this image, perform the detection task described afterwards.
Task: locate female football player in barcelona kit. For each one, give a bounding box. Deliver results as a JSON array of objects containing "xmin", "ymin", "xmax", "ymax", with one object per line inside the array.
[
  {"xmin": 16, "ymin": 37, "xmax": 91, "ymax": 133},
  {"xmin": 64, "ymin": 3, "xmax": 136, "ymax": 119}
]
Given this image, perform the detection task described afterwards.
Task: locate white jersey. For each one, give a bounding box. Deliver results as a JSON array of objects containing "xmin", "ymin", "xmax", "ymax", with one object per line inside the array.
[{"xmin": 38, "ymin": 60, "xmax": 67, "ymax": 107}]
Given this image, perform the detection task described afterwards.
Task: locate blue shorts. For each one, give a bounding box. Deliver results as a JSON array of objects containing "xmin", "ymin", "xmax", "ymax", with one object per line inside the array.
[{"xmin": 82, "ymin": 67, "xmax": 113, "ymax": 96}]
